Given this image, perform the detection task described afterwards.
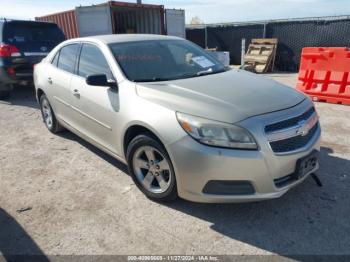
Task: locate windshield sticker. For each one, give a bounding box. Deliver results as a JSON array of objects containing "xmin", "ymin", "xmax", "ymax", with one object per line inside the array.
[{"xmin": 192, "ymin": 56, "xmax": 215, "ymax": 68}]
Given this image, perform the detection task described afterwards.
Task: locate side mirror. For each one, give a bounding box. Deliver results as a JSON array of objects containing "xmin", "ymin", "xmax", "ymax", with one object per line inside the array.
[{"xmin": 86, "ymin": 74, "xmax": 118, "ymax": 90}]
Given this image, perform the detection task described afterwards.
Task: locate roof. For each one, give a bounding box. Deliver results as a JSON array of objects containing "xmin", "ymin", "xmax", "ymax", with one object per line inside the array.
[
  {"xmin": 76, "ymin": 34, "xmax": 183, "ymax": 44},
  {"xmin": 0, "ymin": 18, "xmax": 57, "ymax": 25}
]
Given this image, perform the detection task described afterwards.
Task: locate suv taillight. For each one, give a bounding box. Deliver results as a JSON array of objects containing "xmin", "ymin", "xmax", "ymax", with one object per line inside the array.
[{"xmin": 0, "ymin": 43, "xmax": 21, "ymax": 57}]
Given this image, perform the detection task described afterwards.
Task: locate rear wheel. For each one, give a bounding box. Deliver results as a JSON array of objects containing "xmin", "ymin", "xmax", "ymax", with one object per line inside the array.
[
  {"xmin": 127, "ymin": 134, "xmax": 178, "ymax": 202},
  {"xmin": 39, "ymin": 94, "xmax": 64, "ymax": 133}
]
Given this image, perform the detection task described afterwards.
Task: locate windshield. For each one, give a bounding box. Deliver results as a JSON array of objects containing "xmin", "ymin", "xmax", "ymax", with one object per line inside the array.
[{"xmin": 109, "ymin": 40, "xmax": 228, "ymax": 82}]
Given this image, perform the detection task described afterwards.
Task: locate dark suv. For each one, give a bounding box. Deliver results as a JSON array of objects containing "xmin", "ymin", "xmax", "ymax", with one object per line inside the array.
[{"xmin": 0, "ymin": 19, "xmax": 65, "ymax": 98}]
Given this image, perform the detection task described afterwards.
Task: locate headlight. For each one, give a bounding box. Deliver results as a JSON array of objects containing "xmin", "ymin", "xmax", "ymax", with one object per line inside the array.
[{"xmin": 176, "ymin": 112, "xmax": 258, "ymax": 150}]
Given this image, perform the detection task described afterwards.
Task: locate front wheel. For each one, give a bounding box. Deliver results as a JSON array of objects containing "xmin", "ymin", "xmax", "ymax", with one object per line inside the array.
[{"xmin": 126, "ymin": 134, "xmax": 178, "ymax": 202}]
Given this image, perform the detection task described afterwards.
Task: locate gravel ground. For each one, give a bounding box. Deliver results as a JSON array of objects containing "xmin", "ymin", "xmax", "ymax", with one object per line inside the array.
[{"xmin": 0, "ymin": 73, "xmax": 349, "ymax": 258}]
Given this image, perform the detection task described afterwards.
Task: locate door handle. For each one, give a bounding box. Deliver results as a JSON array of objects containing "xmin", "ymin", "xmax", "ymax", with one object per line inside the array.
[
  {"xmin": 47, "ymin": 77, "xmax": 53, "ymax": 84},
  {"xmin": 73, "ymin": 89, "xmax": 80, "ymax": 98}
]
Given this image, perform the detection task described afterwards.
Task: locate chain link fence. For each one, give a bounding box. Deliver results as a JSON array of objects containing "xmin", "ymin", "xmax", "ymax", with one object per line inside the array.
[{"xmin": 186, "ymin": 16, "xmax": 350, "ymax": 72}]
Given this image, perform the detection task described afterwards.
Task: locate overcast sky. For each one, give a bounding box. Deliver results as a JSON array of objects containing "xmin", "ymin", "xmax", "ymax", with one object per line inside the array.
[{"xmin": 0, "ymin": 0, "xmax": 349, "ymax": 24}]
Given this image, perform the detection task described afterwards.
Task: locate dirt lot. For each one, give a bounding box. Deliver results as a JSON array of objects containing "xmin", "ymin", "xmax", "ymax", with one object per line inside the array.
[{"xmin": 0, "ymin": 73, "xmax": 350, "ymax": 258}]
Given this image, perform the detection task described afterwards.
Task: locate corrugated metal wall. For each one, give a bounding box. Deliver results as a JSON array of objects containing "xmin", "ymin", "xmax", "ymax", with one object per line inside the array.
[
  {"xmin": 113, "ymin": 7, "xmax": 162, "ymax": 34},
  {"xmin": 36, "ymin": 2, "xmax": 165, "ymax": 38},
  {"xmin": 165, "ymin": 9, "xmax": 186, "ymax": 38},
  {"xmin": 76, "ymin": 5, "xmax": 113, "ymax": 36},
  {"xmin": 36, "ymin": 10, "xmax": 79, "ymax": 39},
  {"xmin": 186, "ymin": 17, "xmax": 350, "ymax": 72}
]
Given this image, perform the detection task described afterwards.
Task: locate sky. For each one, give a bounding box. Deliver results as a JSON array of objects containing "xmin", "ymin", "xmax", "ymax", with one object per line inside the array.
[{"xmin": 0, "ymin": 0, "xmax": 349, "ymax": 24}]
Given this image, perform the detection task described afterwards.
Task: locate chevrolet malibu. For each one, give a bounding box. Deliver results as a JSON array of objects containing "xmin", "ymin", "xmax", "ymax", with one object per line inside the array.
[{"xmin": 34, "ymin": 35, "xmax": 321, "ymax": 203}]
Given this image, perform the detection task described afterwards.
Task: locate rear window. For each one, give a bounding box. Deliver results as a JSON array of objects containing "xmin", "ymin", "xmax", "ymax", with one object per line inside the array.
[{"xmin": 3, "ymin": 22, "xmax": 65, "ymax": 44}]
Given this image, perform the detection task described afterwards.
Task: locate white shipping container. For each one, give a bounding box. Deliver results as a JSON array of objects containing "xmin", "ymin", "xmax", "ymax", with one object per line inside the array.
[
  {"xmin": 165, "ymin": 9, "xmax": 185, "ymax": 38},
  {"xmin": 76, "ymin": 3, "xmax": 164, "ymax": 36},
  {"xmin": 76, "ymin": 5, "xmax": 113, "ymax": 37}
]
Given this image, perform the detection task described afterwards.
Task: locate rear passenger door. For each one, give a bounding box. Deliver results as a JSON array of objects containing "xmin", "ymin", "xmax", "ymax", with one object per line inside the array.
[
  {"xmin": 47, "ymin": 43, "xmax": 81, "ymax": 128},
  {"xmin": 69, "ymin": 43, "xmax": 119, "ymax": 154}
]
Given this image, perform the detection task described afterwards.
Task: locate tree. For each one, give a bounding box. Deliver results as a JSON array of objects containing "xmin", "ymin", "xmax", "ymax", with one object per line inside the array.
[{"xmin": 190, "ymin": 16, "xmax": 204, "ymax": 25}]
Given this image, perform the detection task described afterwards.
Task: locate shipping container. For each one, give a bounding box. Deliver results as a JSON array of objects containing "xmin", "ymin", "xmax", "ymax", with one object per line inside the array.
[
  {"xmin": 36, "ymin": 1, "xmax": 185, "ymax": 39},
  {"xmin": 35, "ymin": 10, "xmax": 79, "ymax": 39},
  {"xmin": 165, "ymin": 9, "xmax": 186, "ymax": 38}
]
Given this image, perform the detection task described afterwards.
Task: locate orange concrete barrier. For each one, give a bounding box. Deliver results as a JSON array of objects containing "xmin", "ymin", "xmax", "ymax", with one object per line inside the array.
[{"xmin": 296, "ymin": 47, "xmax": 350, "ymax": 105}]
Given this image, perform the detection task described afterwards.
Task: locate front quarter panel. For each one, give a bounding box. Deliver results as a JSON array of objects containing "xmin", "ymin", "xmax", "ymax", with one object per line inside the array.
[{"xmin": 118, "ymin": 82, "xmax": 187, "ymax": 153}]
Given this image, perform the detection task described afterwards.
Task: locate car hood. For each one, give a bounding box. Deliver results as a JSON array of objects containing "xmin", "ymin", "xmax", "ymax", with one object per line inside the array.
[{"xmin": 135, "ymin": 69, "xmax": 306, "ymax": 124}]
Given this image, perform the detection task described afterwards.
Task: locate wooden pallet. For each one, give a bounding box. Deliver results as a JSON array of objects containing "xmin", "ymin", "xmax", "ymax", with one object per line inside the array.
[{"xmin": 243, "ymin": 38, "xmax": 278, "ymax": 73}]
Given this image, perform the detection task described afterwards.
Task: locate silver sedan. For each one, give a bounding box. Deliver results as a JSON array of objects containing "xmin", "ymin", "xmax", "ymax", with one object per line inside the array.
[{"xmin": 34, "ymin": 34, "xmax": 321, "ymax": 203}]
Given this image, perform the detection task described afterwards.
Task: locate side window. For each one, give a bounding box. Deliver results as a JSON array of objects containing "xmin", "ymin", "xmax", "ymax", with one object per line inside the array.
[
  {"xmin": 57, "ymin": 44, "xmax": 79, "ymax": 74},
  {"xmin": 51, "ymin": 51, "xmax": 59, "ymax": 67},
  {"xmin": 78, "ymin": 44, "xmax": 113, "ymax": 79}
]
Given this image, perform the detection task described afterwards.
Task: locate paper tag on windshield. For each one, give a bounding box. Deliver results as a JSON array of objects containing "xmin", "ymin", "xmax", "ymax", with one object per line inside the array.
[{"xmin": 192, "ymin": 56, "xmax": 215, "ymax": 68}]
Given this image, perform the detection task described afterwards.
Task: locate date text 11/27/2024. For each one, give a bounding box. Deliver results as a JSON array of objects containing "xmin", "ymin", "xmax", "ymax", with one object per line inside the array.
[{"xmin": 127, "ymin": 256, "xmax": 219, "ymax": 261}]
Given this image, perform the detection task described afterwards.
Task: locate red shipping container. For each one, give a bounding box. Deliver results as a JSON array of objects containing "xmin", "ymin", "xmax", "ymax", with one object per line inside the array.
[
  {"xmin": 296, "ymin": 47, "xmax": 350, "ymax": 106},
  {"xmin": 35, "ymin": 1, "xmax": 166, "ymax": 39},
  {"xmin": 36, "ymin": 10, "xmax": 79, "ymax": 39}
]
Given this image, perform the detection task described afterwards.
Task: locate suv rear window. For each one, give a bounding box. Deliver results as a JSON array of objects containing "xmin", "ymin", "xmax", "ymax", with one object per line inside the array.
[{"xmin": 3, "ymin": 22, "xmax": 65, "ymax": 45}]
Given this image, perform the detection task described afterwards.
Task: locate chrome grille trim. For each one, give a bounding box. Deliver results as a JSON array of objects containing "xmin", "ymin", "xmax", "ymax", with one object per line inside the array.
[
  {"xmin": 264, "ymin": 107, "xmax": 321, "ymax": 154},
  {"xmin": 264, "ymin": 107, "xmax": 315, "ymax": 133},
  {"xmin": 266, "ymin": 112, "xmax": 319, "ymax": 142}
]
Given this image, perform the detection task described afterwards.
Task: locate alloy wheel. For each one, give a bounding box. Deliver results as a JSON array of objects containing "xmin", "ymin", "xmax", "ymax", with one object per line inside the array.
[
  {"xmin": 41, "ymin": 98, "xmax": 53, "ymax": 129},
  {"xmin": 132, "ymin": 146, "xmax": 172, "ymax": 194}
]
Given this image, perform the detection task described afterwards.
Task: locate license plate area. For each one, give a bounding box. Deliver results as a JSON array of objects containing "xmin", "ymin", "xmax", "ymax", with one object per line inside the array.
[{"xmin": 294, "ymin": 150, "xmax": 319, "ymax": 180}]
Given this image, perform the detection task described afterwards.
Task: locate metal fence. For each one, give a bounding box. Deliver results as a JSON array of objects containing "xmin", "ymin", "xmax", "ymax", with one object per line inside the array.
[{"xmin": 186, "ymin": 16, "xmax": 350, "ymax": 72}]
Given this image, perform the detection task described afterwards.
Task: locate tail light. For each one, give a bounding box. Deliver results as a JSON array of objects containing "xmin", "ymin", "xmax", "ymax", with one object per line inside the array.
[
  {"xmin": 0, "ymin": 43, "xmax": 21, "ymax": 57},
  {"xmin": 7, "ymin": 67, "xmax": 15, "ymax": 75}
]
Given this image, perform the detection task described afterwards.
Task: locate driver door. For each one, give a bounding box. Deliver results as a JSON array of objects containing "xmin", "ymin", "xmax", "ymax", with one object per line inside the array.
[{"xmin": 69, "ymin": 43, "xmax": 119, "ymax": 154}]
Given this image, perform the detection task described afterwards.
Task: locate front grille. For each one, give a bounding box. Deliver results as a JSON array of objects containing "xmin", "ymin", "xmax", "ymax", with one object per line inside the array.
[
  {"xmin": 265, "ymin": 107, "xmax": 315, "ymax": 133},
  {"xmin": 270, "ymin": 123, "xmax": 319, "ymax": 153}
]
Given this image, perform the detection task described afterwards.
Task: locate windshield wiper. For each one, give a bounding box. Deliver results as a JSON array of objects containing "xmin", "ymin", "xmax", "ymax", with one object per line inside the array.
[
  {"xmin": 133, "ymin": 68, "xmax": 229, "ymax": 82},
  {"xmin": 133, "ymin": 77, "xmax": 172, "ymax": 82}
]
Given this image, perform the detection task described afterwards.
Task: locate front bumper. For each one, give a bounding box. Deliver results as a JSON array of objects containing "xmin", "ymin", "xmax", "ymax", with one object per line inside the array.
[{"xmin": 167, "ymin": 99, "xmax": 321, "ymax": 203}]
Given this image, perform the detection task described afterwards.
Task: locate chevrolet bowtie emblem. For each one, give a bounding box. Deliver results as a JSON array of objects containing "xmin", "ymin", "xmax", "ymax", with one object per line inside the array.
[{"xmin": 296, "ymin": 120, "xmax": 310, "ymax": 136}]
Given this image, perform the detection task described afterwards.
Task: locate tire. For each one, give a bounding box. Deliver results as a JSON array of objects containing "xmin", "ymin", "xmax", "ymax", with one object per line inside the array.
[
  {"xmin": 39, "ymin": 94, "xmax": 64, "ymax": 133},
  {"xmin": 0, "ymin": 91, "xmax": 10, "ymax": 100},
  {"xmin": 126, "ymin": 133, "xmax": 178, "ymax": 202}
]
